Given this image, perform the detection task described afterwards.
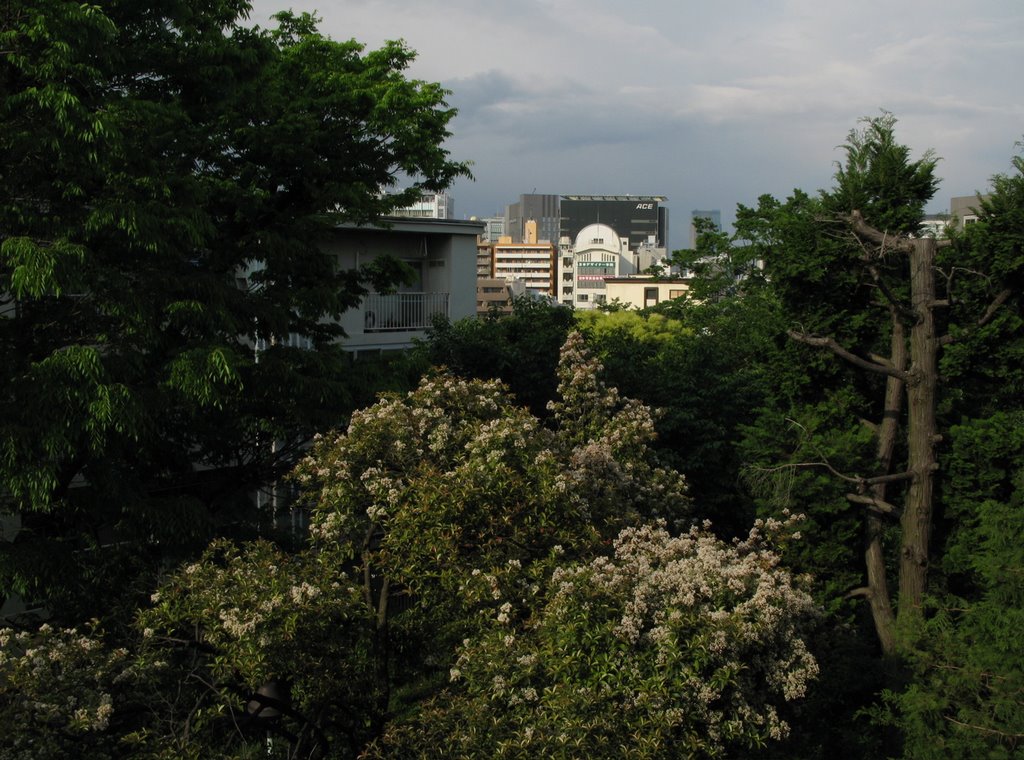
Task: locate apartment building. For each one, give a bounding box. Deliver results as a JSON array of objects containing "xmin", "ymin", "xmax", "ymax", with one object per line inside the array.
[{"xmin": 490, "ymin": 220, "xmax": 557, "ymax": 297}]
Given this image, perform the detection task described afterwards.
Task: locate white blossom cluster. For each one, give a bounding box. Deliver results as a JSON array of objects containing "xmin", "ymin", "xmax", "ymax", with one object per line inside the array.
[
  {"xmin": 138, "ymin": 538, "xmax": 366, "ymax": 700},
  {"xmin": 0, "ymin": 623, "xmax": 134, "ymax": 755},
  {"xmin": 295, "ymin": 335, "xmax": 691, "ymax": 616},
  {"xmin": 445, "ymin": 517, "xmax": 820, "ymax": 757},
  {"xmin": 297, "ymin": 373, "xmax": 516, "ymax": 546}
]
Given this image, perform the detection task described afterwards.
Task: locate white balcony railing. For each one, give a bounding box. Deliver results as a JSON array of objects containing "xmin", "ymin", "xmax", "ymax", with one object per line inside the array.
[{"xmin": 362, "ymin": 292, "xmax": 449, "ymax": 332}]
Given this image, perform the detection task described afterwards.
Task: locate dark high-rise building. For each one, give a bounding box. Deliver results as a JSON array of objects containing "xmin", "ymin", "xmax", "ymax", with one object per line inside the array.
[
  {"xmin": 559, "ymin": 195, "xmax": 668, "ymax": 252},
  {"xmin": 504, "ymin": 194, "xmax": 561, "ymax": 243}
]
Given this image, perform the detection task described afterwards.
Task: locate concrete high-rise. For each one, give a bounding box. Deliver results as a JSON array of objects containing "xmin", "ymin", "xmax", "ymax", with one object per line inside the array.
[
  {"xmin": 491, "ymin": 220, "xmax": 557, "ymax": 297},
  {"xmin": 504, "ymin": 194, "xmax": 560, "ymax": 244}
]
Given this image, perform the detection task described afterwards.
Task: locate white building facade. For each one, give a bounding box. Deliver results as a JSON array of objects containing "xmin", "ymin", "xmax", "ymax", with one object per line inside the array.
[
  {"xmin": 558, "ymin": 223, "xmax": 669, "ymax": 309},
  {"xmin": 391, "ymin": 191, "xmax": 455, "ymax": 219}
]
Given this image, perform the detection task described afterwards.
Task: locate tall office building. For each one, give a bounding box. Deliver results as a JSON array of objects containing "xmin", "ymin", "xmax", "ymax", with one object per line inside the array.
[
  {"xmin": 559, "ymin": 196, "xmax": 668, "ymax": 253},
  {"xmin": 504, "ymin": 194, "xmax": 560, "ymax": 244},
  {"xmin": 690, "ymin": 209, "xmax": 721, "ymax": 247}
]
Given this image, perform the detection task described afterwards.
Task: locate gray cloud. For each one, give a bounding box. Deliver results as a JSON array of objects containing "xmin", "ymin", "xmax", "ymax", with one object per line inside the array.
[{"xmin": 248, "ymin": 0, "xmax": 1024, "ymax": 248}]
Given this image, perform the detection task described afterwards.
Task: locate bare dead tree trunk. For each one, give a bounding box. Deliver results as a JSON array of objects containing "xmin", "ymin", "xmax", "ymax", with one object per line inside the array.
[
  {"xmin": 898, "ymin": 237, "xmax": 940, "ymax": 624},
  {"xmin": 791, "ymin": 215, "xmax": 947, "ymax": 654},
  {"xmin": 864, "ymin": 311, "xmax": 905, "ymax": 655}
]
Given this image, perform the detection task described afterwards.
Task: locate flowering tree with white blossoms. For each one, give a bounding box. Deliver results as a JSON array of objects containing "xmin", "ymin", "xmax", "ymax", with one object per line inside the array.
[
  {"xmin": 0, "ymin": 623, "xmax": 149, "ymax": 759},
  {"xmin": 292, "ymin": 332, "xmax": 691, "ymax": 713},
  {"xmin": 1, "ymin": 334, "xmax": 820, "ymax": 758},
  {"xmin": 366, "ymin": 516, "xmax": 820, "ymax": 759},
  {"xmin": 1, "ymin": 541, "xmax": 377, "ymax": 758},
  {"xmin": 136, "ymin": 539, "xmax": 377, "ymax": 757}
]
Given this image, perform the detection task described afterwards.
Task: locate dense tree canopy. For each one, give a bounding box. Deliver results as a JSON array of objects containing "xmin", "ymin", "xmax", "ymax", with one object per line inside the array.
[
  {"xmin": 0, "ymin": 1, "xmax": 468, "ymax": 619},
  {"xmin": 4, "ymin": 19, "xmax": 1024, "ymax": 753},
  {"xmin": 728, "ymin": 123, "xmax": 1024, "ymax": 756},
  {"xmin": 1, "ymin": 336, "xmax": 826, "ymax": 759}
]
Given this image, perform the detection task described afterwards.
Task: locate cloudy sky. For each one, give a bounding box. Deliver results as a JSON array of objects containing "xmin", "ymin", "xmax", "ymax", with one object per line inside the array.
[{"xmin": 248, "ymin": 0, "xmax": 1023, "ymax": 249}]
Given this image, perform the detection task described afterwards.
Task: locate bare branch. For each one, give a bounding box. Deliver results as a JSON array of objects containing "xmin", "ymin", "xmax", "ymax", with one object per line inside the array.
[
  {"xmin": 846, "ymin": 493, "xmax": 901, "ymax": 515},
  {"xmin": 846, "ymin": 210, "xmax": 915, "ymax": 253},
  {"xmin": 874, "ymin": 266, "xmax": 917, "ymax": 320},
  {"xmin": 753, "ymin": 460, "xmax": 863, "ymax": 485},
  {"xmin": 788, "ymin": 330, "xmax": 910, "ymax": 380},
  {"xmin": 850, "ymin": 230, "xmax": 918, "ymax": 318},
  {"xmin": 977, "ymin": 287, "xmax": 1013, "ymax": 328},
  {"xmin": 943, "ymin": 716, "xmax": 1024, "ymax": 740},
  {"xmin": 748, "ymin": 455, "xmax": 904, "ymax": 491},
  {"xmin": 864, "ymin": 470, "xmax": 916, "ymax": 486},
  {"xmin": 939, "ymin": 287, "xmax": 1014, "ymax": 347},
  {"xmin": 846, "ymin": 587, "xmax": 872, "ymax": 600}
]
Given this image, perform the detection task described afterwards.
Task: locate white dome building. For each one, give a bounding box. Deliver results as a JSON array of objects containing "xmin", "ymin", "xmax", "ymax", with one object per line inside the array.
[{"xmin": 558, "ymin": 223, "xmax": 636, "ymax": 309}]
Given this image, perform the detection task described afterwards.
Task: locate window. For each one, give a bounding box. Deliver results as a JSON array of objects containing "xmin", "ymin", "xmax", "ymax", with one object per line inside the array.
[
  {"xmin": 669, "ymin": 289, "xmax": 686, "ymax": 299},
  {"xmin": 577, "ymin": 294, "xmax": 588, "ymax": 302}
]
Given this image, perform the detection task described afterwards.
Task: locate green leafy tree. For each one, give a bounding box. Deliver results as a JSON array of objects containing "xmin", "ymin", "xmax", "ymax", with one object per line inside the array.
[
  {"xmin": 421, "ymin": 297, "xmax": 576, "ymax": 417},
  {"xmin": 670, "ymin": 214, "xmax": 769, "ymax": 303},
  {"xmin": 578, "ymin": 293, "xmax": 785, "ymax": 537},
  {"xmin": 881, "ymin": 427, "xmax": 1024, "ymax": 759},
  {"xmin": 876, "ymin": 150, "xmax": 1024, "ymax": 758},
  {"xmin": 730, "ymin": 120, "xmax": 1024, "ymax": 756},
  {"xmin": 1, "ymin": 543, "xmax": 376, "ymax": 759},
  {"xmin": 744, "ymin": 115, "xmax": 952, "ymax": 654},
  {"xmin": 365, "ymin": 517, "xmax": 820, "ymax": 759},
  {"xmin": 293, "ymin": 333, "xmax": 690, "ymax": 719},
  {"xmin": 2, "ymin": 334, "xmax": 698, "ymax": 758},
  {"xmin": 0, "ymin": 1, "xmax": 468, "ymax": 621},
  {"xmin": 0, "ymin": 623, "xmax": 153, "ymax": 760}
]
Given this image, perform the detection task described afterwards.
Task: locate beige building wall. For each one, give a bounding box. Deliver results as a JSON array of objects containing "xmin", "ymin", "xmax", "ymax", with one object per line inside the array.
[
  {"xmin": 604, "ymin": 277, "xmax": 691, "ymax": 310},
  {"xmin": 950, "ymin": 195, "xmax": 989, "ymax": 228}
]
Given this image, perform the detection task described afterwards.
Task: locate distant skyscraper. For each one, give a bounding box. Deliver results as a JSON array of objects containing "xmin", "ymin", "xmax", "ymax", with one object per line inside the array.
[
  {"xmin": 504, "ymin": 194, "xmax": 560, "ymax": 243},
  {"xmin": 690, "ymin": 209, "xmax": 721, "ymax": 247},
  {"xmin": 559, "ymin": 196, "xmax": 669, "ymax": 252}
]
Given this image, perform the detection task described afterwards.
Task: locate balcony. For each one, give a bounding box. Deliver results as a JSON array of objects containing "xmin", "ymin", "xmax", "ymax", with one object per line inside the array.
[{"xmin": 362, "ymin": 292, "xmax": 449, "ymax": 332}]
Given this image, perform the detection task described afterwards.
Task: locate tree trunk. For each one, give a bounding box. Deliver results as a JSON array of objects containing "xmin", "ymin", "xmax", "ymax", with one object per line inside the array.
[
  {"xmin": 865, "ymin": 310, "xmax": 905, "ymax": 655},
  {"xmin": 898, "ymin": 237, "xmax": 940, "ymax": 627}
]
